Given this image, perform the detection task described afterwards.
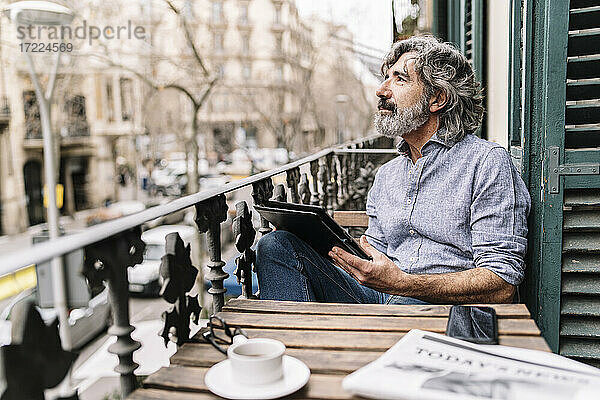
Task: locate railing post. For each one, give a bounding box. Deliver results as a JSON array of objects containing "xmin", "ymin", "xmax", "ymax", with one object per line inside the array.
[
  {"xmin": 83, "ymin": 228, "xmax": 145, "ymax": 399},
  {"xmin": 195, "ymin": 194, "xmax": 229, "ymax": 313},
  {"xmin": 251, "ymin": 178, "xmax": 274, "ymax": 236},
  {"xmin": 273, "ymin": 183, "xmax": 287, "ymax": 202},
  {"xmin": 299, "ymin": 173, "xmax": 311, "ymax": 204},
  {"xmin": 286, "ymin": 167, "xmax": 301, "ymax": 203},
  {"xmin": 159, "ymin": 232, "xmax": 201, "ymax": 346},
  {"xmin": 309, "ymin": 160, "xmax": 320, "ymax": 206},
  {"xmin": 233, "ymin": 201, "xmax": 256, "ymax": 299}
]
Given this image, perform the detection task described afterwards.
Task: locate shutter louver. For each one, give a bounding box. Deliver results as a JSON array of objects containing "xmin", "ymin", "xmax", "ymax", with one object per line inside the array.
[{"xmin": 560, "ymin": 0, "xmax": 600, "ymax": 368}]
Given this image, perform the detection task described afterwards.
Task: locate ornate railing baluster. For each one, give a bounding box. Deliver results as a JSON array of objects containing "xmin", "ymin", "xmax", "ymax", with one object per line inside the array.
[
  {"xmin": 251, "ymin": 178, "xmax": 274, "ymax": 236},
  {"xmin": 318, "ymin": 159, "xmax": 329, "ymax": 211},
  {"xmin": 286, "ymin": 167, "xmax": 301, "ymax": 203},
  {"xmin": 341, "ymin": 153, "xmax": 349, "ymax": 205},
  {"xmin": 83, "ymin": 228, "xmax": 145, "ymax": 399},
  {"xmin": 0, "ymin": 300, "xmax": 77, "ymax": 400},
  {"xmin": 331, "ymin": 154, "xmax": 340, "ymax": 208},
  {"xmin": 349, "ymin": 144, "xmax": 357, "ymax": 182},
  {"xmin": 195, "ymin": 194, "xmax": 228, "ymax": 313},
  {"xmin": 309, "ymin": 160, "xmax": 320, "ymax": 206},
  {"xmin": 233, "ymin": 201, "xmax": 256, "ymax": 299},
  {"xmin": 299, "ymin": 173, "xmax": 311, "ymax": 204},
  {"xmin": 325, "ymin": 154, "xmax": 335, "ymax": 215},
  {"xmin": 273, "ymin": 183, "xmax": 287, "ymax": 202},
  {"xmin": 159, "ymin": 232, "xmax": 201, "ymax": 347}
]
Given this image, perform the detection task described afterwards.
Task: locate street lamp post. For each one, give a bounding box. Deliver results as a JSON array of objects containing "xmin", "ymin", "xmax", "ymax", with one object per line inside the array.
[{"xmin": 4, "ymin": 1, "xmax": 74, "ymax": 350}]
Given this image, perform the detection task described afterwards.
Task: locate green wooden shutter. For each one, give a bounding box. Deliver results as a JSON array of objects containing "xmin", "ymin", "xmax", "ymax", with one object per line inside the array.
[
  {"xmin": 510, "ymin": 0, "xmax": 600, "ymax": 364},
  {"xmin": 559, "ymin": 0, "xmax": 600, "ymax": 368}
]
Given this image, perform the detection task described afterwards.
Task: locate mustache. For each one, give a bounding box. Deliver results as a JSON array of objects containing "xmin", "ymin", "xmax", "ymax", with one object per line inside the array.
[{"xmin": 377, "ymin": 98, "xmax": 396, "ymax": 112}]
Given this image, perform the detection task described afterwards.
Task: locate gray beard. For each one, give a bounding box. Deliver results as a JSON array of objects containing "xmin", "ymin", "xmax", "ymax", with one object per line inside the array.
[{"xmin": 373, "ymin": 97, "xmax": 430, "ymax": 139}]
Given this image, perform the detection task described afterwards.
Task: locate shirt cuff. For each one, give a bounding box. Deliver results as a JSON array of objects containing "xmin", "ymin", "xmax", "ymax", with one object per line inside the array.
[{"xmin": 472, "ymin": 231, "xmax": 528, "ymax": 286}]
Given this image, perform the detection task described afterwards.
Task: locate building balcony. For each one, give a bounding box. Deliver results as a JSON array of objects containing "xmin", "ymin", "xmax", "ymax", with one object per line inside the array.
[{"xmin": 0, "ymin": 133, "xmax": 394, "ymax": 398}]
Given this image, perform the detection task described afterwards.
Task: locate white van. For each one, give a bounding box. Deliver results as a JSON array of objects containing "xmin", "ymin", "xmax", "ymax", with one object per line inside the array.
[{"xmin": 128, "ymin": 225, "xmax": 201, "ymax": 295}]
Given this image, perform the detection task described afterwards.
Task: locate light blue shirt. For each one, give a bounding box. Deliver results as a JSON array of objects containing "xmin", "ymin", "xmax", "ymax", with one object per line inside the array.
[{"xmin": 365, "ymin": 131, "xmax": 531, "ymax": 286}]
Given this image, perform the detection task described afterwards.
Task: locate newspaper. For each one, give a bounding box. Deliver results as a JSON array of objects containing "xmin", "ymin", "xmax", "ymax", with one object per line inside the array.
[{"xmin": 342, "ymin": 329, "xmax": 600, "ymax": 400}]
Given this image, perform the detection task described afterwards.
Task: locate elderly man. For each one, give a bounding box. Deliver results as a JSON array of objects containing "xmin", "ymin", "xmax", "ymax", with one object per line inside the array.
[{"xmin": 255, "ymin": 36, "xmax": 531, "ymax": 305}]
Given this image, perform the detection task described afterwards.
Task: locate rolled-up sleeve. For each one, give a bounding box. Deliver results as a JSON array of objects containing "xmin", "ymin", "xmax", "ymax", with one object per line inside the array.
[
  {"xmin": 365, "ymin": 169, "xmax": 389, "ymax": 254},
  {"xmin": 470, "ymin": 147, "xmax": 531, "ymax": 285}
]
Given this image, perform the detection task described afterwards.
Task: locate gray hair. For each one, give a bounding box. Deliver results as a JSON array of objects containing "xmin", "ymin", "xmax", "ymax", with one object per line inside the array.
[{"xmin": 381, "ymin": 35, "xmax": 484, "ymax": 141}]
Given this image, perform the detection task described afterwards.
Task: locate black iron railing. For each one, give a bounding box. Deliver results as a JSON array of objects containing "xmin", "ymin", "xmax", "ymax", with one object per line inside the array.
[{"xmin": 0, "ymin": 134, "xmax": 395, "ymax": 399}]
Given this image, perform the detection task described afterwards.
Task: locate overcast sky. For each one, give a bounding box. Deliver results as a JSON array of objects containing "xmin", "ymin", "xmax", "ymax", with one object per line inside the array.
[{"xmin": 296, "ymin": 0, "xmax": 393, "ymax": 55}]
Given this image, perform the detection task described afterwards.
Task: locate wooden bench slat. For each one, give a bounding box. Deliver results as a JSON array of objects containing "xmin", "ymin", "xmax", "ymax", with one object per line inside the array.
[
  {"xmin": 223, "ymin": 299, "xmax": 532, "ymax": 318},
  {"xmin": 144, "ymin": 366, "xmax": 352, "ymax": 400},
  {"xmin": 215, "ymin": 311, "xmax": 541, "ymax": 335},
  {"xmin": 333, "ymin": 211, "xmax": 369, "ymax": 227},
  {"xmin": 192, "ymin": 328, "xmax": 550, "ymax": 352},
  {"xmin": 171, "ymin": 343, "xmax": 381, "ymax": 374}
]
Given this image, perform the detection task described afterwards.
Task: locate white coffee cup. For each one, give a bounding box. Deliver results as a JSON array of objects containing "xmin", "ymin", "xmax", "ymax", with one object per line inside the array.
[{"xmin": 227, "ymin": 335, "xmax": 286, "ymax": 385}]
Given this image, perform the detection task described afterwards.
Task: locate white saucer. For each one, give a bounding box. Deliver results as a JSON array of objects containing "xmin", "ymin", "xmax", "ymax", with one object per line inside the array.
[{"xmin": 204, "ymin": 355, "xmax": 310, "ymax": 400}]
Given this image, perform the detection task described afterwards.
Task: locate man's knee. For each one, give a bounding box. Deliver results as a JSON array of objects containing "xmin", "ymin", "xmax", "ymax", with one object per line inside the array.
[
  {"xmin": 255, "ymin": 231, "xmax": 298, "ymax": 272},
  {"xmin": 256, "ymin": 230, "xmax": 296, "ymax": 254}
]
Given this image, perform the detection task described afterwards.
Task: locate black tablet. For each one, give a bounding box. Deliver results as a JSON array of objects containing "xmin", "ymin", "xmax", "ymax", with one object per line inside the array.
[{"xmin": 253, "ymin": 202, "xmax": 371, "ymax": 260}]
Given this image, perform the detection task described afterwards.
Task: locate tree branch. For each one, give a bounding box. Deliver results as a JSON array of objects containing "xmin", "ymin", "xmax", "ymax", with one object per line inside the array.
[{"xmin": 164, "ymin": 0, "xmax": 211, "ymax": 78}]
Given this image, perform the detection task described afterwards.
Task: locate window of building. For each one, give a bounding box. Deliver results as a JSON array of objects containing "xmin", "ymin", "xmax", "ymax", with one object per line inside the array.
[
  {"xmin": 22, "ymin": 90, "xmax": 41, "ymax": 139},
  {"xmin": 216, "ymin": 63, "xmax": 225, "ymax": 78},
  {"xmin": 212, "ymin": 1, "xmax": 223, "ymax": 23},
  {"xmin": 274, "ymin": 5, "xmax": 281, "ymax": 24},
  {"xmin": 119, "ymin": 77, "xmax": 133, "ymax": 121},
  {"xmin": 105, "ymin": 80, "xmax": 114, "ymax": 122},
  {"xmin": 242, "ymin": 63, "xmax": 251, "ymax": 80},
  {"xmin": 239, "ymin": 4, "xmax": 248, "ymax": 24},
  {"xmin": 275, "ymin": 33, "xmax": 282, "ymax": 54},
  {"xmin": 241, "ymin": 33, "xmax": 250, "ymax": 54},
  {"xmin": 214, "ymin": 32, "xmax": 224, "ymax": 52},
  {"xmin": 64, "ymin": 95, "xmax": 89, "ymax": 137}
]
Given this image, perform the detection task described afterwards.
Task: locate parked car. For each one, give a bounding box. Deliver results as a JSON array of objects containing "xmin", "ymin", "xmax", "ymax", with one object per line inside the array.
[
  {"xmin": 0, "ymin": 286, "xmax": 111, "ymax": 349},
  {"xmin": 128, "ymin": 225, "xmax": 201, "ymax": 296}
]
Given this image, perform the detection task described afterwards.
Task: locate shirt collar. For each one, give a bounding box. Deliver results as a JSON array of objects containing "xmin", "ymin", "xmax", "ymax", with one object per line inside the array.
[{"xmin": 395, "ymin": 128, "xmax": 459, "ymax": 157}]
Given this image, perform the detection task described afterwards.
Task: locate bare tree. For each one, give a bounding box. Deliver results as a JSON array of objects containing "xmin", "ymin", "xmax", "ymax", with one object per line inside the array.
[{"xmin": 83, "ymin": 0, "xmax": 218, "ymax": 194}]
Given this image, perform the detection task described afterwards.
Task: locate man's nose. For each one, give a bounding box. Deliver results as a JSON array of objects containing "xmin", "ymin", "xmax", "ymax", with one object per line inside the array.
[{"xmin": 376, "ymin": 83, "xmax": 392, "ymax": 99}]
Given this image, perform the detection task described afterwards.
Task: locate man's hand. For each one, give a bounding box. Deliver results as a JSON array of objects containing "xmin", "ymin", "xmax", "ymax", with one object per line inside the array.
[
  {"xmin": 328, "ymin": 235, "xmax": 407, "ymax": 292},
  {"xmin": 328, "ymin": 236, "xmax": 516, "ymax": 304}
]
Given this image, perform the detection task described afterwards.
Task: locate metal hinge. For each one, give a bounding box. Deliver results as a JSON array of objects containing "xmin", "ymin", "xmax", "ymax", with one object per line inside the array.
[{"xmin": 548, "ymin": 146, "xmax": 599, "ymax": 194}]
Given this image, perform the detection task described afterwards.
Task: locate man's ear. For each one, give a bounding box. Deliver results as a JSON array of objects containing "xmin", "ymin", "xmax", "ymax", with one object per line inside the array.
[{"xmin": 429, "ymin": 90, "xmax": 448, "ymax": 113}]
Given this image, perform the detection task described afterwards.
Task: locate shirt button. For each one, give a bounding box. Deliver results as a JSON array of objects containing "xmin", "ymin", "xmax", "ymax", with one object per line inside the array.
[
  {"xmin": 409, "ymin": 256, "xmax": 417, "ymax": 262},
  {"xmin": 406, "ymin": 199, "xmax": 411, "ymax": 205},
  {"xmin": 409, "ymin": 229, "xmax": 415, "ymax": 235}
]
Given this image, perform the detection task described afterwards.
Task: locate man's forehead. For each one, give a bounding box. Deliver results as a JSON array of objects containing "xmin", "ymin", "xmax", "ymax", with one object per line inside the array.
[{"xmin": 389, "ymin": 52, "xmax": 418, "ymax": 75}]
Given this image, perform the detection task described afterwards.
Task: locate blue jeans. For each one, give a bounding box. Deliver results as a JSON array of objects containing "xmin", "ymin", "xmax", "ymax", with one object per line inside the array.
[{"xmin": 255, "ymin": 230, "xmax": 429, "ymax": 305}]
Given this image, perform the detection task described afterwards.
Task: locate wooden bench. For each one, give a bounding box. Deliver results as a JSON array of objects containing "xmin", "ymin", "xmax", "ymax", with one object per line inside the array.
[{"xmin": 333, "ymin": 210, "xmax": 369, "ymax": 228}]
